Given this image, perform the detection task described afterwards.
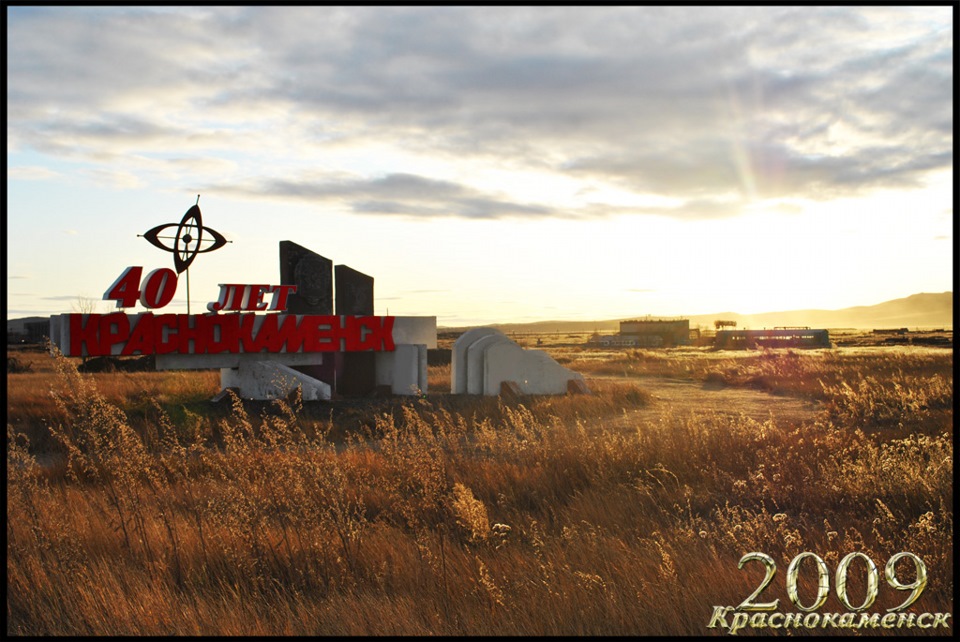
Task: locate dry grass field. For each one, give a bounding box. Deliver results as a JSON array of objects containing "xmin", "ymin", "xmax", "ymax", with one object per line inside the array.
[{"xmin": 6, "ymin": 334, "xmax": 954, "ymax": 635}]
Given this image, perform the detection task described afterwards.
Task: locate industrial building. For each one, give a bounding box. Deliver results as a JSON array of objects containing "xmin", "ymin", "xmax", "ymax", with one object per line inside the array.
[
  {"xmin": 586, "ymin": 333, "xmax": 644, "ymax": 348},
  {"xmin": 7, "ymin": 318, "xmax": 49, "ymax": 344},
  {"xmin": 714, "ymin": 327, "xmax": 831, "ymax": 349},
  {"xmin": 619, "ymin": 318, "xmax": 691, "ymax": 347}
]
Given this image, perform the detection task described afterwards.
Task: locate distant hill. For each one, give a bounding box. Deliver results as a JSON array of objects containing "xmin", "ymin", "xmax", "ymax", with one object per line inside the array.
[
  {"xmin": 6, "ymin": 316, "xmax": 48, "ymax": 334},
  {"xmin": 688, "ymin": 292, "xmax": 953, "ymax": 331},
  {"xmin": 443, "ymin": 292, "xmax": 953, "ymax": 333}
]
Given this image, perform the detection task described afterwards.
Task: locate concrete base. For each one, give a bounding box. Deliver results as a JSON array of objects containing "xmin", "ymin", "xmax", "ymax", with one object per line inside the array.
[
  {"xmin": 375, "ymin": 344, "xmax": 428, "ymax": 395},
  {"xmin": 220, "ymin": 361, "xmax": 332, "ymax": 401}
]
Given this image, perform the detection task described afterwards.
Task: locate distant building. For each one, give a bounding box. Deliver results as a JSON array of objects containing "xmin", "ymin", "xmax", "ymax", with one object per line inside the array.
[
  {"xmin": 586, "ymin": 333, "xmax": 646, "ymax": 348},
  {"xmin": 714, "ymin": 328, "xmax": 830, "ymax": 349},
  {"xmin": 7, "ymin": 318, "xmax": 48, "ymax": 344},
  {"xmin": 584, "ymin": 317, "xmax": 693, "ymax": 349},
  {"xmin": 619, "ymin": 318, "xmax": 691, "ymax": 347}
]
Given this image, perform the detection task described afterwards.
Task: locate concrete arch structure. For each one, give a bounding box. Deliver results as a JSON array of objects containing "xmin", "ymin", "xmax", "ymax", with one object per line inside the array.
[
  {"xmin": 451, "ymin": 327, "xmax": 502, "ymax": 393},
  {"xmin": 451, "ymin": 327, "xmax": 588, "ymax": 396},
  {"xmin": 466, "ymin": 333, "xmax": 513, "ymax": 394},
  {"xmin": 483, "ymin": 342, "xmax": 584, "ymax": 396}
]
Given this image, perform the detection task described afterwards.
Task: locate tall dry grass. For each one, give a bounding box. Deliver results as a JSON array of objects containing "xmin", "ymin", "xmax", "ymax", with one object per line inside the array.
[{"xmin": 6, "ymin": 344, "xmax": 953, "ymax": 635}]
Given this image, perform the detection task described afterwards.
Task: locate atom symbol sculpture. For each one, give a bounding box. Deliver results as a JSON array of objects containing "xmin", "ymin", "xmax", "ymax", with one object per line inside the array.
[
  {"xmin": 140, "ymin": 197, "xmax": 228, "ymax": 273},
  {"xmin": 139, "ymin": 196, "xmax": 229, "ymax": 314}
]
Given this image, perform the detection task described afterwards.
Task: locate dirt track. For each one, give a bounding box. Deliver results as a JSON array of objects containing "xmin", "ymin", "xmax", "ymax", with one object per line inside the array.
[{"xmin": 595, "ymin": 375, "xmax": 822, "ymax": 425}]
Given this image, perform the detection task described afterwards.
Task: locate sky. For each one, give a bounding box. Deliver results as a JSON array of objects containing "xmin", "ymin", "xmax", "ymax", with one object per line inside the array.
[{"xmin": 6, "ymin": 6, "xmax": 954, "ymax": 327}]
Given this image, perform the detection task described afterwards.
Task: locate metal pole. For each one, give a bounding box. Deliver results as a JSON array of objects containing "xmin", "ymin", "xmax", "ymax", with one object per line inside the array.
[{"xmin": 187, "ymin": 194, "xmax": 199, "ymax": 315}]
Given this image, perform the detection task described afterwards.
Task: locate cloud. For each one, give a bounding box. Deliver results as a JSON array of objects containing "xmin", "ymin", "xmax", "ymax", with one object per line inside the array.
[
  {"xmin": 7, "ymin": 166, "xmax": 61, "ymax": 181},
  {"xmin": 215, "ymin": 172, "xmax": 560, "ymax": 220},
  {"xmin": 78, "ymin": 168, "xmax": 145, "ymax": 190},
  {"xmin": 42, "ymin": 295, "xmax": 89, "ymax": 302},
  {"xmin": 6, "ymin": 6, "xmax": 953, "ymax": 221}
]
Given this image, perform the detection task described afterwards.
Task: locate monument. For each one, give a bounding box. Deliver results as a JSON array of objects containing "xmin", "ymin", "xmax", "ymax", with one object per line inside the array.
[
  {"xmin": 48, "ymin": 199, "xmax": 586, "ymax": 401},
  {"xmin": 48, "ymin": 201, "xmax": 436, "ymax": 401}
]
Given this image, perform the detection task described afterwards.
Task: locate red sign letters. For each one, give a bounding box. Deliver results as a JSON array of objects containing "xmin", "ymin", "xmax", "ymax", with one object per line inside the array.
[{"xmin": 68, "ymin": 313, "xmax": 396, "ymax": 357}]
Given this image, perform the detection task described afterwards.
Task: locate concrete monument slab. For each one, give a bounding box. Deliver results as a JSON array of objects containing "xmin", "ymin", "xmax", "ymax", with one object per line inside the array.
[
  {"xmin": 220, "ymin": 360, "xmax": 332, "ymax": 401},
  {"xmin": 375, "ymin": 344, "xmax": 428, "ymax": 395},
  {"xmin": 392, "ymin": 317, "xmax": 439, "ymax": 348},
  {"xmin": 448, "ymin": 326, "xmax": 588, "ymax": 397},
  {"xmin": 466, "ymin": 333, "xmax": 513, "ymax": 395},
  {"xmin": 483, "ymin": 342, "xmax": 585, "ymax": 396},
  {"xmin": 451, "ymin": 327, "xmax": 501, "ymax": 393}
]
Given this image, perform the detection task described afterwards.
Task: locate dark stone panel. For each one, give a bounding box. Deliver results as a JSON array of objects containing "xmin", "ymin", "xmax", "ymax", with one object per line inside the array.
[
  {"xmin": 279, "ymin": 241, "xmax": 333, "ymax": 315},
  {"xmin": 335, "ymin": 264, "xmax": 376, "ymax": 394},
  {"xmin": 337, "ymin": 352, "xmax": 377, "ymax": 396},
  {"xmin": 277, "ymin": 243, "xmax": 382, "ymax": 396},
  {"xmin": 335, "ymin": 264, "xmax": 374, "ymax": 315}
]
